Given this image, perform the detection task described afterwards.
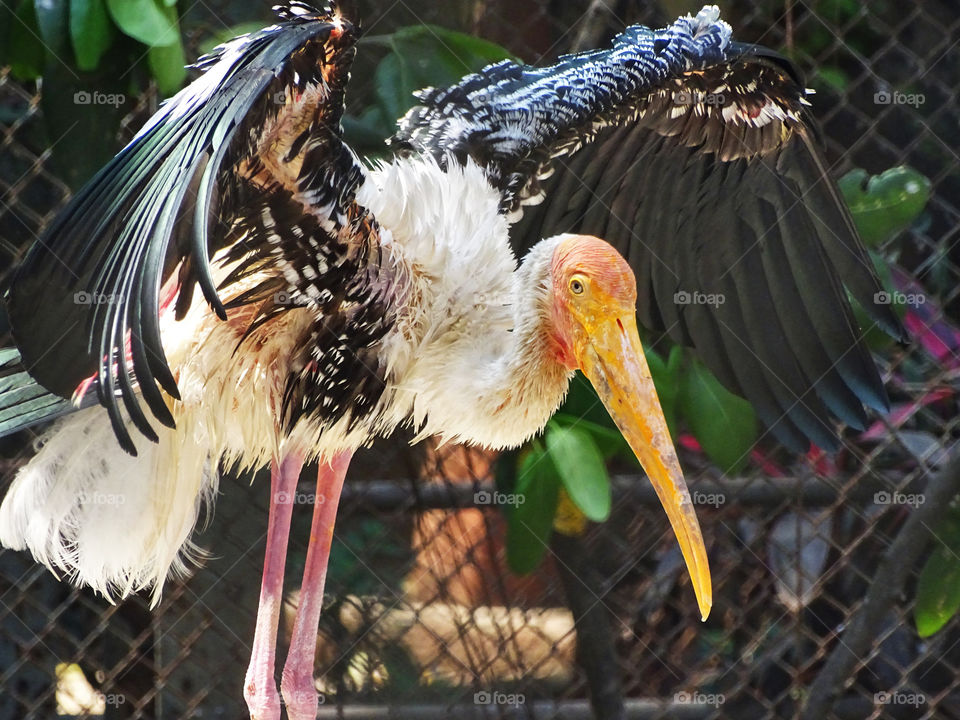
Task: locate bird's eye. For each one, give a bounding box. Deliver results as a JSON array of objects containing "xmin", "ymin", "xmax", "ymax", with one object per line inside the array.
[{"xmin": 569, "ymin": 277, "xmax": 585, "ymax": 295}]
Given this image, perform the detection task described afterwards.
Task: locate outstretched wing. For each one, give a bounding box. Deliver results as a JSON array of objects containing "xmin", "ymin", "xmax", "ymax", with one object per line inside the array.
[
  {"xmin": 7, "ymin": 2, "xmax": 379, "ymax": 453},
  {"xmin": 391, "ymin": 6, "xmax": 904, "ymax": 452}
]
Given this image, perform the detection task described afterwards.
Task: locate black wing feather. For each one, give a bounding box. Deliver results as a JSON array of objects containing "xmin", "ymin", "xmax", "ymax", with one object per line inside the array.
[
  {"xmin": 392, "ymin": 6, "xmax": 905, "ymax": 451},
  {"xmin": 6, "ymin": 3, "xmax": 356, "ymax": 453}
]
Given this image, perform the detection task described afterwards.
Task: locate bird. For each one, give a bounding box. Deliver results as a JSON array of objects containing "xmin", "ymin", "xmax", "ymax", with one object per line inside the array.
[{"xmin": 0, "ymin": 2, "xmax": 901, "ymax": 719}]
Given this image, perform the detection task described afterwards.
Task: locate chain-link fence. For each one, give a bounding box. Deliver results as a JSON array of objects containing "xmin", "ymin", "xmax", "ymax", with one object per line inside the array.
[{"xmin": 1, "ymin": 0, "xmax": 959, "ymax": 718}]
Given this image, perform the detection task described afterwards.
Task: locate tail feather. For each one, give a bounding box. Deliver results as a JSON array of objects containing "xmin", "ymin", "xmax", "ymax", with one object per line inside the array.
[{"xmin": 0, "ymin": 403, "xmax": 217, "ymax": 605}]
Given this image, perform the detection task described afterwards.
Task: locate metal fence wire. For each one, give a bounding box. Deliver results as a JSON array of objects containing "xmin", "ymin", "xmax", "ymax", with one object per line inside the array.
[{"xmin": 1, "ymin": 0, "xmax": 959, "ymax": 718}]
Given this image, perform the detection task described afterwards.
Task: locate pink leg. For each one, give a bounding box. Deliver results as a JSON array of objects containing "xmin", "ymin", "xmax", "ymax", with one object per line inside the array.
[
  {"xmin": 280, "ymin": 452, "xmax": 352, "ymax": 720},
  {"xmin": 243, "ymin": 453, "xmax": 304, "ymax": 720}
]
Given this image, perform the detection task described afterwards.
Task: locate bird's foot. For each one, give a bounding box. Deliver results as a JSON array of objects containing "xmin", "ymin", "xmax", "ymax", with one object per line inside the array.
[
  {"xmin": 243, "ymin": 674, "xmax": 281, "ymax": 720},
  {"xmin": 280, "ymin": 671, "xmax": 320, "ymax": 720}
]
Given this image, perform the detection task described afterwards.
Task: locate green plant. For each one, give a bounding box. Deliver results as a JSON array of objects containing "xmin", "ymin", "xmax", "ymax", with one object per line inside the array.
[
  {"xmin": 838, "ymin": 167, "xmax": 931, "ymax": 249},
  {"xmin": 915, "ymin": 506, "xmax": 960, "ymax": 638},
  {"xmin": 2, "ymin": 0, "xmax": 186, "ymax": 94},
  {"xmin": 1, "ymin": 0, "xmax": 188, "ymax": 188},
  {"xmin": 342, "ymin": 24, "xmax": 517, "ymax": 156}
]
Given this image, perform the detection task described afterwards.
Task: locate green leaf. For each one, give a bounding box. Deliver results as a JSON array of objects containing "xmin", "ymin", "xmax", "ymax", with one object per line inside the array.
[
  {"xmin": 70, "ymin": 0, "xmax": 112, "ymax": 71},
  {"xmin": 545, "ymin": 423, "xmax": 611, "ymax": 522},
  {"xmin": 677, "ymin": 355, "xmax": 757, "ymax": 473},
  {"xmin": 371, "ymin": 52, "xmax": 407, "ymax": 133},
  {"xmin": 388, "ymin": 24, "xmax": 514, "ymax": 89},
  {"xmin": 916, "ymin": 513, "xmax": 960, "ymax": 637},
  {"xmin": 106, "ymin": 0, "xmax": 178, "ymax": 47},
  {"xmin": 147, "ymin": 14, "xmax": 185, "ymax": 96},
  {"xmin": 814, "ymin": 66, "xmax": 849, "ymax": 92},
  {"xmin": 551, "ymin": 413, "xmax": 628, "ymax": 460},
  {"xmin": 559, "ymin": 372, "xmax": 617, "ymax": 428},
  {"xmin": 506, "ymin": 448, "xmax": 561, "ymax": 574},
  {"xmin": 849, "ymin": 249, "xmax": 902, "ymax": 351},
  {"xmin": 837, "ymin": 166, "xmax": 931, "ymax": 248},
  {"xmin": 4, "ymin": 0, "xmax": 45, "ymax": 80}
]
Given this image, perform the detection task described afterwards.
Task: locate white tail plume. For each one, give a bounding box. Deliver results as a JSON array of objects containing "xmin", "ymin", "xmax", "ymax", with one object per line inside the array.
[{"xmin": 0, "ymin": 404, "xmax": 217, "ymax": 605}]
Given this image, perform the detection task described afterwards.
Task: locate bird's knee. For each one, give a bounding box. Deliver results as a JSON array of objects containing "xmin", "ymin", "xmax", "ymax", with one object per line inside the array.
[
  {"xmin": 243, "ymin": 677, "xmax": 281, "ymax": 720},
  {"xmin": 280, "ymin": 672, "xmax": 319, "ymax": 720}
]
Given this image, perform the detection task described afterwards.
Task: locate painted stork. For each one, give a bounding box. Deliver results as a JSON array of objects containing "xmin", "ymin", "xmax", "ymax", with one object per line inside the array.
[{"xmin": 0, "ymin": 2, "xmax": 900, "ymax": 718}]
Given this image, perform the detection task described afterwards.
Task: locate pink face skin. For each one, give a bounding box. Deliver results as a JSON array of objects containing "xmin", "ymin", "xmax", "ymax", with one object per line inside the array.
[{"xmin": 547, "ymin": 235, "xmax": 639, "ymax": 371}]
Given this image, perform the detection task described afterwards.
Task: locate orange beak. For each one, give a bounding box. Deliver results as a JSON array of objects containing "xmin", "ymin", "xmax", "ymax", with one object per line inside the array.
[{"xmin": 575, "ymin": 312, "xmax": 712, "ymax": 621}]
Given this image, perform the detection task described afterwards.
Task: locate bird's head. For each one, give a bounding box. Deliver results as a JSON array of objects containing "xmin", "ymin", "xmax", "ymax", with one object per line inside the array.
[{"xmin": 545, "ymin": 234, "xmax": 711, "ymax": 621}]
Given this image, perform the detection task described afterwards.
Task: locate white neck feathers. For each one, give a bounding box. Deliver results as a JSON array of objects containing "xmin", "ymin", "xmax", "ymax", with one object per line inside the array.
[{"xmin": 359, "ymin": 158, "xmax": 573, "ymax": 449}]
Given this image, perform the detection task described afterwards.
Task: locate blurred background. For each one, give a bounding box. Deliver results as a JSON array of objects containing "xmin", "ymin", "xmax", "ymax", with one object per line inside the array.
[{"xmin": 0, "ymin": 0, "xmax": 958, "ymax": 718}]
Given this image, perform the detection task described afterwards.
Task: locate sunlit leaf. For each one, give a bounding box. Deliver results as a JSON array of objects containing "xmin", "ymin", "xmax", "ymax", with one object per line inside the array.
[
  {"xmin": 106, "ymin": 0, "xmax": 178, "ymax": 47},
  {"xmin": 545, "ymin": 423, "xmax": 611, "ymax": 522},
  {"xmin": 916, "ymin": 512, "xmax": 960, "ymax": 637},
  {"xmin": 837, "ymin": 166, "xmax": 931, "ymax": 248},
  {"xmin": 677, "ymin": 355, "xmax": 757, "ymax": 473},
  {"xmin": 551, "ymin": 413, "xmax": 628, "ymax": 460}
]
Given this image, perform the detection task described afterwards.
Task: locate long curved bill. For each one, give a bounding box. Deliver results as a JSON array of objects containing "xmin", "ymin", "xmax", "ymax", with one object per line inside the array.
[{"xmin": 578, "ymin": 313, "xmax": 712, "ymax": 621}]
